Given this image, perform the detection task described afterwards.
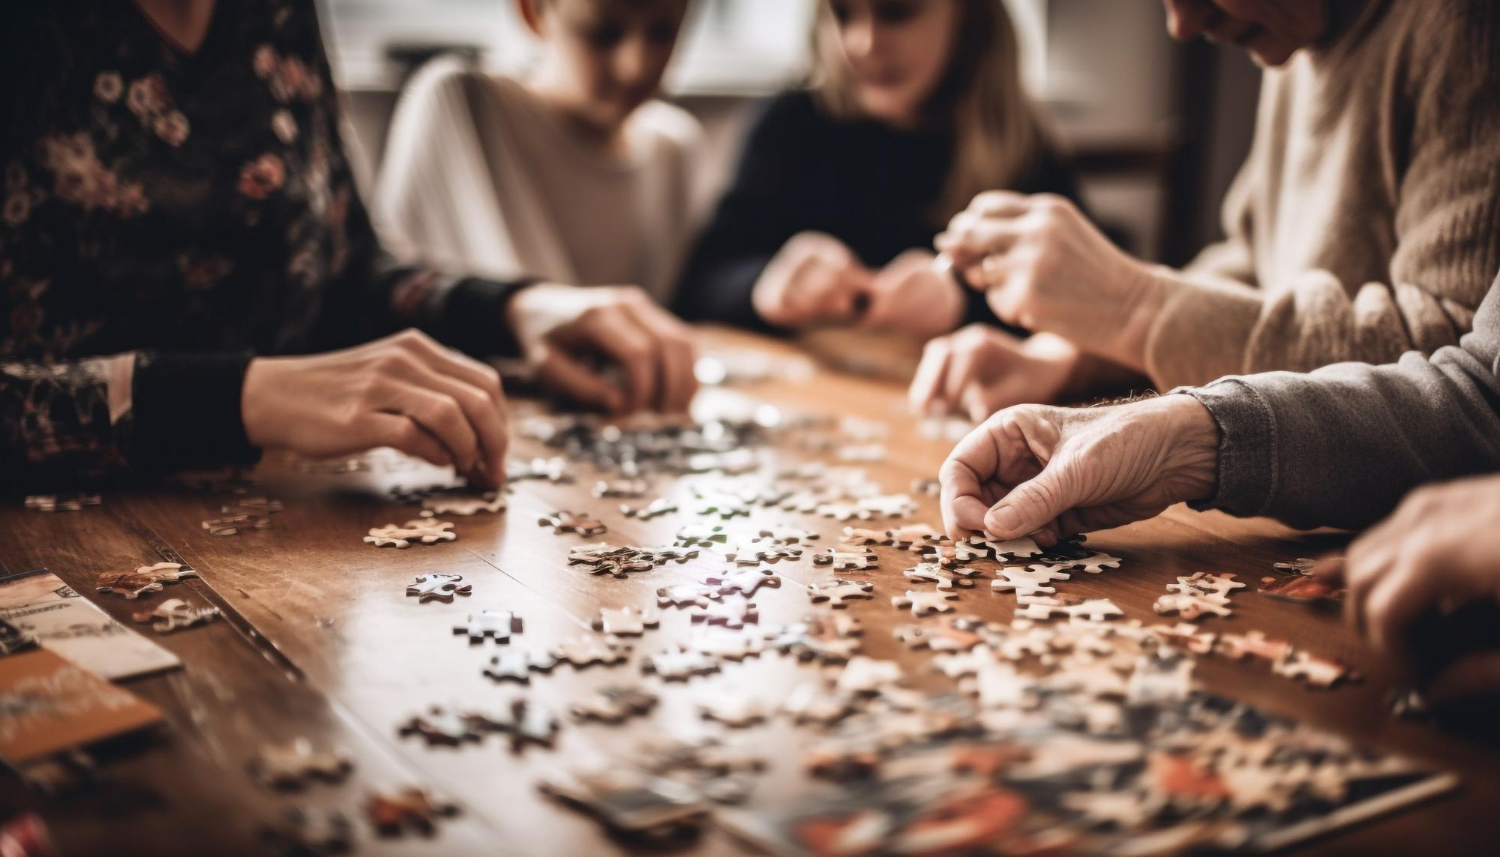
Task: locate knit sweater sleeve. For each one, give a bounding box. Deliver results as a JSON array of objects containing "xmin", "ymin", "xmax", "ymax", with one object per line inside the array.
[
  {"xmin": 1181, "ymin": 270, "xmax": 1500, "ymax": 531},
  {"xmin": 1145, "ymin": 3, "xmax": 1500, "ymax": 389}
]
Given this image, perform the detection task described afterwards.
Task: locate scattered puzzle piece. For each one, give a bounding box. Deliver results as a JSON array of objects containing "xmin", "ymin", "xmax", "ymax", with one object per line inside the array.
[
  {"xmin": 891, "ymin": 590, "xmax": 959, "ymax": 617},
  {"xmin": 835, "ymin": 656, "xmax": 903, "ymax": 695},
  {"xmin": 1273, "ymin": 651, "xmax": 1357, "ymax": 689},
  {"xmin": 552, "ymin": 636, "xmax": 632, "ymax": 668},
  {"xmin": 260, "ymin": 808, "xmax": 353, "ymax": 854},
  {"xmin": 813, "ymin": 548, "xmax": 879, "ymax": 571},
  {"xmin": 539, "ymin": 767, "xmax": 708, "ymax": 835},
  {"xmin": 365, "ymin": 519, "xmax": 457, "ymax": 548},
  {"xmin": 621, "ymin": 497, "xmax": 678, "ymax": 520},
  {"xmin": 991, "ymin": 565, "xmax": 1071, "ymax": 595},
  {"xmin": 570, "ymin": 686, "xmax": 659, "ymax": 723},
  {"xmin": 703, "ymin": 568, "xmax": 781, "ymax": 598},
  {"xmin": 903, "ymin": 562, "xmax": 979, "ymax": 591},
  {"xmin": 642, "ymin": 646, "xmax": 721, "ymax": 680},
  {"xmin": 698, "ymin": 694, "xmax": 767, "ymax": 727},
  {"xmin": 675, "ymin": 524, "xmax": 728, "ymax": 546},
  {"xmin": 483, "ymin": 649, "xmax": 559, "ymax": 683},
  {"xmin": 366, "ymin": 787, "xmax": 460, "ymax": 836},
  {"xmin": 249, "ymin": 739, "xmax": 352, "ymax": 789},
  {"xmin": 656, "ymin": 582, "xmax": 722, "ymax": 609},
  {"xmin": 806, "ymin": 579, "xmax": 875, "ymax": 608},
  {"xmin": 593, "ymin": 606, "xmax": 661, "ymax": 637},
  {"xmin": 421, "ymin": 492, "xmax": 506, "ymax": 516},
  {"xmin": 399, "ymin": 706, "xmax": 484, "ymax": 746},
  {"xmin": 452, "ymin": 610, "xmax": 521, "ymax": 644},
  {"xmin": 690, "ymin": 596, "xmax": 759, "ymax": 629},
  {"xmin": 406, "ymin": 573, "xmax": 472, "ymax": 603},
  {"xmin": 132, "ymin": 598, "xmax": 220, "ymax": 633},
  {"xmin": 539, "ymin": 511, "xmax": 607, "ymax": 537},
  {"xmin": 96, "ymin": 562, "xmax": 199, "ymax": 599}
]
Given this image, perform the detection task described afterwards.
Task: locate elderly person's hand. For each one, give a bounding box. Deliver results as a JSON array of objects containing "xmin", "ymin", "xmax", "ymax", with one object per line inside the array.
[
  {"xmin": 506, "ymin": 283, "xmax": 698, "ymax": 415},
  {"xmin": 909, "ymin": 326, "xmax": 1079, "ymax": 422},
  {"xmin": 939, "ymin": 394, "xmax": 1219, "ymax": 543},
  {"xmin": 934, "ymin": 192, "xmax": 1171, "ymax": 372},
  {"xmin": 1314, "ymin": 474, "xmax": 1500, "ymax": 704}
]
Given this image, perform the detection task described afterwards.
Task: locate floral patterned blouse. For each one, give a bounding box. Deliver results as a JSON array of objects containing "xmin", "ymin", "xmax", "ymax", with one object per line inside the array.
[{"xmin": 0, "ymin": 0, "xmax": 522, "ymax": 487}]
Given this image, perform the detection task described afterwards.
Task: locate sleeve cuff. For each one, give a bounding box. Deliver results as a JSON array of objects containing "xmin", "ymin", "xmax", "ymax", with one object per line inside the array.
[
  {"xmin": 1145, "ymin": 275, "xmax": 1263, "ymax": 388},
  {"xmin": 433, "ymin": 276, "xmax": 537, "ymax": 358},
  {"xmin": 1176, "ymin": 379, "xmax": 1278, "ymax": 518},
  {"xmin": 129, "ymin": 351, "xmax": 260, "ymax": 472}
]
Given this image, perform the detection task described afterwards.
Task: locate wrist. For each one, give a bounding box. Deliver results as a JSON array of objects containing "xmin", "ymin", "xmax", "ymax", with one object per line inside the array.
[
  {"xmin": 1162, "ymin": 393, "xmax": 1219, "ymax": 502},
  {"xmin": 1103, "ymin": 262, "xmax": 1172, "ymax": 373}
]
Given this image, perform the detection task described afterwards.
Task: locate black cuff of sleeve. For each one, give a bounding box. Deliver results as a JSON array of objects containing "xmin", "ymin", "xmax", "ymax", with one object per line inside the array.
[
  {"xmin": 130, "ymin": 351, "xmax": 260, "ymax": 472},
  {"xmin": 438, "ymin": 277, "xmax": 537, "ymax": 358},
  {"xmin": 1177, "ymin": 380, "xmax": 1277, "ymax": 518}
]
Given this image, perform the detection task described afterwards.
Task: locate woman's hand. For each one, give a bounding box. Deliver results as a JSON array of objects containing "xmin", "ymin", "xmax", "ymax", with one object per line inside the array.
[
  {"xmin": 939, "ymin": 395, "xmax": 1219, "ymax": 543},
  {"xmin": 909, "ymin": 326, "xmax": 1080, "ymax": 421},
  {"xmin": 1315, "ymin": 474, "xmax": 1500, "ymax": 703},
  {"xmin": 505, "ymin": 284, "xmax": 698, "ymax": 414},
  {"xmin": 862, "ymin": 249, "xmax": 965, "ymax": 339},
  {"xmin": 242, "ymin": 329, "xmax": 508, "ymax": 487},
  {"xmin": 935, "ymin": 192, "xmax": 1168, "ymax": 370},
  {"xmin": 752, "ymin": 232, "xmax": 875, "ymax": 329}
]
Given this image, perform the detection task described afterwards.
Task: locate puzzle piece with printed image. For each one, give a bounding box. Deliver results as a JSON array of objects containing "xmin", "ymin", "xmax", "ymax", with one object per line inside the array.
[
  {"xmin": 365, "ymin": 519, "xmax": 456, "ymax": 548},
  {"xmin": 806, "ymin": 579, "xmax": 875, "ymax": 608},
  {"xmin": 406, "ymin": 573, "xmax": 472, "ymax": 603}
]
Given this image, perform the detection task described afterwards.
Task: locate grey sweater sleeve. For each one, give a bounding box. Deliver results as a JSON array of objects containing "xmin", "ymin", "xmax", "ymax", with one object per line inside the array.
[{"xmin": 1180, "ymin": 272, "xmax": 1500, "ymax": 531}]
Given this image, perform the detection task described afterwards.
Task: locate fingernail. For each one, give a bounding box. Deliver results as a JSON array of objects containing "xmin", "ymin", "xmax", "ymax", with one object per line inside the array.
[{"xmin": 985, "ymin": 504, "xmax": 1022, "ymax": 536}]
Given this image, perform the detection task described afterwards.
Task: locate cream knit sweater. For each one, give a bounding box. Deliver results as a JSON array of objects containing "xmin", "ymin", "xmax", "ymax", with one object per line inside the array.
[{"xmin": 1145, "ymin": 0, "xmax": 1500, "ymax": 389}]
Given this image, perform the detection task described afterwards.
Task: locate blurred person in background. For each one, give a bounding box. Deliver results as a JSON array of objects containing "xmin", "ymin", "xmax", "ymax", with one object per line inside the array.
[
  {"xmin": 676, "ymin": 0, "xmax": 1118, "ymax": 412},
  {"xmin": 924, "ymin": 0, "xmax": 1500, "ymax": 419},
  {"xmin": 377, "ymin": 0, "xmax": 704, "ymax": 406},
  {"xmin": 0, "ymin": 0, "xmax": 695, "ymax": 489}
]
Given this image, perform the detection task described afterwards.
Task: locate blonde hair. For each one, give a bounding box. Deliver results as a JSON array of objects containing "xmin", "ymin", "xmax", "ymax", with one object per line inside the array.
[{"xmin": 812, "ymin": 0, "xmax": 1050, "ymax": 222}]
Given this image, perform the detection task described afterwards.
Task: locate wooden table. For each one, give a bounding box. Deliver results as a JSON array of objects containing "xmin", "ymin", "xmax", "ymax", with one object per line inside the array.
[{"xmin": 4, "ymin": 326, "xmax": 1499, "ymax": 857}]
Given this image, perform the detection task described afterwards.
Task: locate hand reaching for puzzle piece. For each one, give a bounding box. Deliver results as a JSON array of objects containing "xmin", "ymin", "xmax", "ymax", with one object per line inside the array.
[
  {"xmin": 1321, "ymin": 473, "xmax": 1500, "ymax": 703},
  {"xmin": 242, "ymin": 329, "xmax": 508, "ymax": 488},
  {"xmin": 939, "ymin": 395, "xmax": 1219, "ymax": 544}
]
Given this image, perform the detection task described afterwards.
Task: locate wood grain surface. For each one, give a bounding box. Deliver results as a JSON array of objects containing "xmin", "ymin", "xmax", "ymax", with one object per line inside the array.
[{"xmin": 2, "ymin": 326, "xmax": 1498, "ymax": 857}]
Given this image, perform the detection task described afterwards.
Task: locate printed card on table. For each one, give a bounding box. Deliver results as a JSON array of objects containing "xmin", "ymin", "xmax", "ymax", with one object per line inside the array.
[
  {"xmin": 0, "ymin": 647, "xmax": 164, "ymax": 764},
  {"xmin": 0, "ymin": 569, "xmax": 181, "ymax": 680}
]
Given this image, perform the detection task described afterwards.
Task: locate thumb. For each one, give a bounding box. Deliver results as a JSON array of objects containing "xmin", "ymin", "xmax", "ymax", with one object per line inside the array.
[{"xmin": 983, "ymin": 464, "xmax": 1075, "ymax": 540}]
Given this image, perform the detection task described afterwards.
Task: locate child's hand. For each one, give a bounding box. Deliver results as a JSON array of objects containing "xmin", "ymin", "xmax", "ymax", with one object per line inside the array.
[
  {"xmin": 752, "ymin": 232, "xmax": 874, "ymax": 329},
  {"xmin": 862, "ymin": 249, "xmax": 965, "ymax": 339}
]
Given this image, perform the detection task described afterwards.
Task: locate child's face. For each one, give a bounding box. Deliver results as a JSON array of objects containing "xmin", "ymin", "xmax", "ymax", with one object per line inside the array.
[
  {"xmin": 826, "ymin": 0, "xmax": 959, "ymax": 126},
  {"xmin": 529, "ymin": 0, "xmax": 687, "ymax": 131}
]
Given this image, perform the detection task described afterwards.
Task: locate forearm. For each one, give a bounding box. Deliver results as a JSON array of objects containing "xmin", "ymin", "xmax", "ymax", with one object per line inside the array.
[
  {"xmin": 1182, "ymin": 303, "xmax": 1500, "ymax": 530},
  {"xmin": 0, "ymin": 351, "xmax": 258, "ymax": 485}
]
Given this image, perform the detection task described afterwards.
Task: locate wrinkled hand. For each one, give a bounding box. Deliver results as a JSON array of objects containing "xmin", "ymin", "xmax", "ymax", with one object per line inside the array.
[
  {"xmin": 752, "ymin": 232, "xmax": 875, "ymax": 329},
  {"xmin": 939, "ymin": 395, "xmax": 1218, "ymax": 543},
  {"xmin": 909, "ymin": 326, "xmax": 1080, "ymax": 422},
  {"xmin": 862, "ymin": 249, "xmax": 965, "ymax": 339},
  {"xmin": 506, "ymin": 284, "xmax": 697, "ymax": 414},
  {"xmin": 242, "ymin": 329, "xmax": 507, "ymax": 487},
  {"xmin": 1314, "ymin": 474, "xmax": 1500, "ymax": 703},
  {"xmin": 935, "ymin": 192, "xmax": 1167, "ymax": 370}
]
